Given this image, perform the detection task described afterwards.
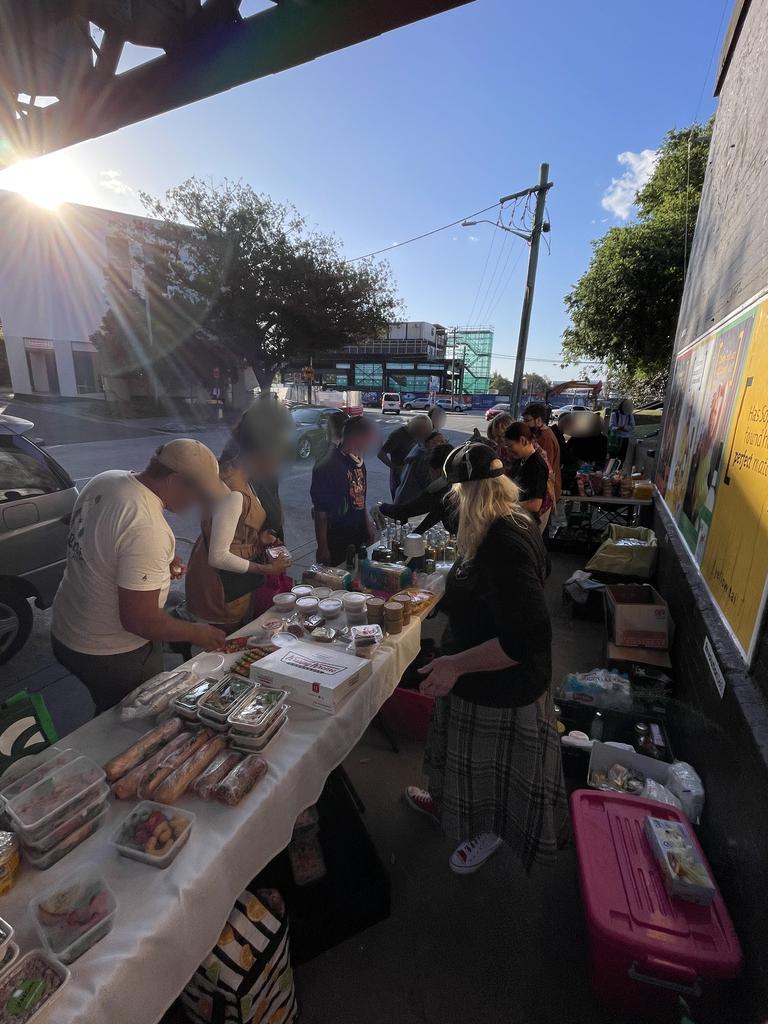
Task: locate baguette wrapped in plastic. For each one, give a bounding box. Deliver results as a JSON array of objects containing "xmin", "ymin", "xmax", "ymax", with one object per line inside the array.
[
  {"xmin": 112, "ymin": 732, "xmax": 193, "ymax": 800},
  {"xmin": 213, "ymin": 754, "xmax": 267, "ymax": 806},
  {"xmin": 192, "ymin": 751, "xmax": 243, "ymax": 801},
  {"xmin": 121, "ymin": 671, "xmax": 197, "ymax": 721},
  {"xmin": 137, "ymin": 729, "xmax": 212, "ymax": 800},
  {"xmin": 153, "ymin": 735, "xmax": 228, "ymax": 805},
  {"xmin": 104, "ymin": 717, "xmax": 184, "ymax": 781}
]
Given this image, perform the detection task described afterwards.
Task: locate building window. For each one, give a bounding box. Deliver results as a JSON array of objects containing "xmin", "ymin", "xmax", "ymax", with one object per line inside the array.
[
  {"xmin": 354, "ymin": 365, "xmax": 383, "ymax": 387},
  {"xmin": 72, "ymin": 348, "xmax": 101, "ymax": 395},
  {"xmin": 335, "ymin": 362, "xmax": 351, "ymax": 369}
]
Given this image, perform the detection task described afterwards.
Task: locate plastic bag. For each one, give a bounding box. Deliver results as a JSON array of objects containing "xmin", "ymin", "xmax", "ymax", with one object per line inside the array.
[
  {"xmin": 642, "ymin": 778, "xmax": 683, "ymax": 811},
  {"xmin": 558, "ymin": 668, "xmax": 633, "ymax": 711},
  {"xmin": 586, "ymin": 525, "xmax": 658, "ymax": 578},
  {"xmin": 666, "ymin": 761, "xmax": 705, "ymax": 823}
]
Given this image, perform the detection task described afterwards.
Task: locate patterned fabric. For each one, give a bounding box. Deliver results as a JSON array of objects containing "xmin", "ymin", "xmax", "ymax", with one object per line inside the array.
[
  {"xmin": 182, "ymin": 888, "xmax": 298, "ymax": 1024},
  {"xmin": 424, "ymin": 690, "xmax": 568, "ymax": 872}
]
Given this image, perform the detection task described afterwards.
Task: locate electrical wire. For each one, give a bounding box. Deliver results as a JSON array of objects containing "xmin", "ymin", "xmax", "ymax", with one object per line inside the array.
[
  {"xmin": 465, "ymin": 208, "xmax": 502, "ymax": 326},
  {"xmin": 345, "ymin": 199, "xmax": 503, "ymax": 262}
]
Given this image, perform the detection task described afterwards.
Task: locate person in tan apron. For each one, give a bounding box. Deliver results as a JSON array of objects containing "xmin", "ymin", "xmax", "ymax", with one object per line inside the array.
[{"xmin": 186, "ymin": 411, "xmax": 290, "ymax": 631}]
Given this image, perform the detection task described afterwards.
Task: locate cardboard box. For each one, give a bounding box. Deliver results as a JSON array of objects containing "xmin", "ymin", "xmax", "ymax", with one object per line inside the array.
[
  {"xmin": 606, "ymin": 642, "xmax": 672, "ymax": 669},
  {"xmin": 644, "ymin": 816, "xmax": 716, "ymax": 906},
  {"xmin": 605, "ymin": 584, "xmax": 671, "ymax": 649},
  {"xmin": 250, "ymin": 641, "xmax": 371, "ymax": 715}
]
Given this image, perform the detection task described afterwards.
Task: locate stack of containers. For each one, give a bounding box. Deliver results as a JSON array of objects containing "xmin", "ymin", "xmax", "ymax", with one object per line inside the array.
[
  {"xmin": 197, "ymin": 676, "xmax": 254, "ymax": 732},
  {"xmin": 3, "ymin": 753, "xmax": 108, "ymax": 870},
  {"xmin": 227, "ymin": 688, "xmax": 289, "ymax": 754}
]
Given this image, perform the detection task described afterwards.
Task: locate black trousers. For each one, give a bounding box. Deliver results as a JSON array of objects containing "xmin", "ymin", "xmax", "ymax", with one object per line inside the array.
[
  {"xmin": 52, "ymin": 635, "xmax": 164, "ymax": 715},
  {"xmin": 321, "ymin": 524, "xmax": 370, "ymax": 567}
]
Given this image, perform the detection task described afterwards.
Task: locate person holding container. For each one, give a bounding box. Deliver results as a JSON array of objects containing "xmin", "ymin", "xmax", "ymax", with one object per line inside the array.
[
  {"xmin": 404, "ymin": 441, "xmax": 567, "ymax": 874},
  {"xmin": 186, "ymin": 406, "xmax": 291, "ymax": 632}
]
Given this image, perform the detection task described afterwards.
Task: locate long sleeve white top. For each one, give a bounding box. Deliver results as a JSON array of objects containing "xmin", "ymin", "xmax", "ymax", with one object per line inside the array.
[{"xmin": 207, "ymin": 491, "xmax": 250, "ymax": 573}]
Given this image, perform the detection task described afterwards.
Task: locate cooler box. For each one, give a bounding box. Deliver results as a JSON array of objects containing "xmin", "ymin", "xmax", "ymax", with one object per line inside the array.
[{"xmin": 571, "ymin": 789, "xmax": 741, "ymax": 1013}]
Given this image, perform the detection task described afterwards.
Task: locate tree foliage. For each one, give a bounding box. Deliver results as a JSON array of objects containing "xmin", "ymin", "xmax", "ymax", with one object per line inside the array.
[
  {"xmin": 562, "ymin": 120, "xmax": 713, "ymax": 396},
  {"xmin": 136, "ymin": 179, "xmax": 401, "ymax": 392},
  {"xmin": 489, "ymin": 371, "xmax": 514, "ymax": 394}
]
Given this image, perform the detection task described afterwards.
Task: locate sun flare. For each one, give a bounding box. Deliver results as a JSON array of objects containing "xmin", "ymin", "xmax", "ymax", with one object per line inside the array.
[{"xmin": 0, "ymin": 154, "xmax": 93, "ymax": 210}]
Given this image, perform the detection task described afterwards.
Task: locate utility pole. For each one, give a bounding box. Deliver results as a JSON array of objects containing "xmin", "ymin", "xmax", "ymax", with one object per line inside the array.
[{"xmin": 509, "ymin": 163, "xmax": 551, "ymax": 417}]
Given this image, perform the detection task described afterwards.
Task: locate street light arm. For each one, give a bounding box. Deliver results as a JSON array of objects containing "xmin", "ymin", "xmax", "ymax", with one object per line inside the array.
[{"xmin": 461, "ymin": 219, "xmax": 532, "ymax": 242}]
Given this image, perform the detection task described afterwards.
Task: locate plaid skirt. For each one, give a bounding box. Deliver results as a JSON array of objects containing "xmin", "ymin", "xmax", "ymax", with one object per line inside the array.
[{"xmin": 424, "ymin": 690, "xmax": 568, "ymax": 871}]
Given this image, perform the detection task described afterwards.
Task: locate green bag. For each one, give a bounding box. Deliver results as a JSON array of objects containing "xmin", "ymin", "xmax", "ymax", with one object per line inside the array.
[
  {"xmin": 0, "ymin": 691, "xmax": 58, "ymax": 776},
  {"xmin": 586, "ymin": 525, "xmax": 658, "ymax": 578}
]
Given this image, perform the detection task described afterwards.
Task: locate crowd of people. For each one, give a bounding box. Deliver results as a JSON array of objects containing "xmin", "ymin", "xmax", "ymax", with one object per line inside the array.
[{"xmin": 49, "ymin": 395, "xmax": 632, "ymax": 874}]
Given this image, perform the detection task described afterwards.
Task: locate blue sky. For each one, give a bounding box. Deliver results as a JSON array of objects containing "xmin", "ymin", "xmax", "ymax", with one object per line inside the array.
[{"xmin": 0, "ymin": 0, "xmax": 730, "ymax": 380}]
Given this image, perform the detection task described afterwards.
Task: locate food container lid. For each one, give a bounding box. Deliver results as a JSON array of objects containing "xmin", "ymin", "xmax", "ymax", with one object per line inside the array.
[
  {"xmin": 111, "ymin": 801, "xmax": 195, "ymax": 869},
  {"xmin": 310, "ymin": 587, "xmax": 332, "ymax": 600},
  {"xmin": 172, "ymin": 677, "xmax": 221, "ymax": 714},
  {"xmin": 19, "ymin": 783, "xmax": 109, "ymax": 852},
  {"xmin": 342, "ymin": 592, "xmax": 367, "ymax": 608},
  {"xmin": 291, "ymin": 585, "xmax": 314, "ymax": 597},
  {"xmin": 197, "ymin": 676, "xmax": 254, "ymax": 721},
  {"xmin": 0, "ymin": 917, "xmax": 14, "ymax": 961},
  {"xmin": 0, "ymin": 749, "xmax": 78, "ymax": 806},
  {"xmin": 0, "ymin": 941, "xmax": 19, "ymax": 981},
  {"xmin": 273, "ymin": 592, "xmax": 296, "ymax": 605},
  {"xmin": 6, "ymin": 756, "xmax": 105, "ymax": 833},
  {"xmin": 383, "ymin": 601, "xmax": 403, "ymax": 615},
  {"xmin": 366, "ymin": 597, "xmax": 385, "ymax": 608},
  {"xmin": 296, "ymin": 597, "xmax": 319, "ymax": 611},
  {"xmin": 227, "ymin": 688, "xmax": 288, "ymax": 733},
  {"xmin": 32, "ymin": 864, "xmax": 117, "ymax": 964},
  {"xmin": 318, "ymin": 599, "xmax": 342, "ymax": 613},
  {"xmin": 0, "ymin": 949, "xmax": 70, "ymax": 1023}
]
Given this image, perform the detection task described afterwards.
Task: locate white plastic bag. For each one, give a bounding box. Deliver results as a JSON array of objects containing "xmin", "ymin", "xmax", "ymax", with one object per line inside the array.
[{"xmin": 666, "ymin": 761, "xmax": 705, "ymax": 823}]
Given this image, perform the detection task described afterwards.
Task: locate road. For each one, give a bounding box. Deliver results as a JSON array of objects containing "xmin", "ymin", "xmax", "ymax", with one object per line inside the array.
[{"xmin": 1, "ymin": 401, "xmax": 480, "ymax": 735}]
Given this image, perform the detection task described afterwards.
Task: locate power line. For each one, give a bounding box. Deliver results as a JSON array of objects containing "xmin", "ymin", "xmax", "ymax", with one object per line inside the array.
[
  {"xmin": 345, "ymin": 199, "xmax": 503, "ymax": 262},
  {"xmin": 465, "ymin": 209, "xmax": 501, "ymax": 325}
]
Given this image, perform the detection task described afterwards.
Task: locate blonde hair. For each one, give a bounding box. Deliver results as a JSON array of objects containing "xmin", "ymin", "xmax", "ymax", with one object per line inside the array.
[{"xmin": 450, "ymin": 475, "xmax": 530, "ymax": 560}]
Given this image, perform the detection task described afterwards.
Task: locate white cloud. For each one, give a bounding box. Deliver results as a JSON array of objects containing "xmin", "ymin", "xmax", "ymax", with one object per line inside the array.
[
  {"xmin": 468, "ymin": 235, "xmax": 480, "ymax": 243},
  {"xmin": 601, "ymin": 149, "xmax": 658, "ymax": 220},
  {"xmin": 99, "ymin": 169, "xmax": 134, "ymax": 196}
]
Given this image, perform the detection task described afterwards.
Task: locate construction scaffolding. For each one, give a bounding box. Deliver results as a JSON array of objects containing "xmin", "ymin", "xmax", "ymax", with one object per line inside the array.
[{"xmin": 447, "ymin": 326, "xmax": 493, "ymax": 395}]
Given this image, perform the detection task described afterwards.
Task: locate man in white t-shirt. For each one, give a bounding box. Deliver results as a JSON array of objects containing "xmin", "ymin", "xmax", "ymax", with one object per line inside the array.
[{"xmin": 52, "ymin": 439, "xmax": 228, "ymax": 713}]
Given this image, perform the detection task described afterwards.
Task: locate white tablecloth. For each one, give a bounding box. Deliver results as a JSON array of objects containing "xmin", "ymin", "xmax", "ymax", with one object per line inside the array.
[{"xmin": 1, "ymin": 617, "xmax": 422, "ymax": 1024}]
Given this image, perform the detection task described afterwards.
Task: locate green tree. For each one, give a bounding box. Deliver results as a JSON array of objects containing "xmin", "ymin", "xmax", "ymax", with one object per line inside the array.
[
  {"xmin": 140, "ymin": 178, "xmax": 401, "ymax": 393},
  {"xmin": 489, "ymin": 371, "xmax": 514, "ymax": 394},
  {"xmin": 521, "ymin": 371, "xmax": 550, "ymax": 396},
  {"xmin": 562, "ymin": 120, "xmax": 713, "ymax": 395}
]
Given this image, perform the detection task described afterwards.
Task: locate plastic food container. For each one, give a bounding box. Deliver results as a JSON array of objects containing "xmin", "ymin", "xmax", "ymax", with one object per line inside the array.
[
  {"xmin": 291, "ymin": 585, "xmax": 314, "ymax": 598},
  {"xmin": 571, "ymin": 789, "xmax": 742, "ymax": 1013},
  {"xmin": 0, "ymin": 941, "xmax": 19, "ymax": 980},
  {"xmin": 310, "ymin": 587, "xmax": 332, "ymax": 601},
  {"xmin": 195, "ymin": 713, "xmax": 230, "ymax": 734},
  {"xmin": 20, "ymin": 784, "xmax": 109, "ymax": 854},
  {"xmin": 32, "ymin": 864, "xmax": 117, "ymax": 965},
  {"xmin": 0, "ymin": 919, "xmax": 14, "ymax": 963},
  {"xmin": 197, "ymin": 676, "xmax": 254, "ymax": 722},
  {"xmin": 24, "ymin": 805, "xmax": 108, "ymax": 871},
  {"xmin": 172, "ymin": 677, "xmax": 221, "ymax": 720},
  {"xmin": 188, "ymin": 653, "xmax": 225, "ymax": 676},
  {"xmin": 6, "ymin": 756, "xmax": 105, "ymax": 842},
  {"xmin": 318, "ymin": 599, "xmax": 342, "ymax": 619},
  {"xmin": 295, "ymin": 597, "xmax": 319, "ymax": 617},
  {"xmin": 0, "ymin": 834, "xmax": 20, "ymax": 897},
  {"xmin": 111, "ymin": 802, "xmax": 195, "ymax": 869},
  {"xmin": 227, "ymin": 688, "xmax": 288, "ymax": 735},
  {"xmin": 230, "ymin": 708, "xmax": 287, "ymax": 753},
  {"xmin": 273, "ymin": 593, "xmax": 296, "ymax": 613},
  {"xmin": 0, "ymin": 749, "xmax": 78, "ymax": 807},
  {"xmin": 342, "ymin": 592, "xmax": 367, "ymax": 611},
  {"xmin": 0, "ymin": 949, "xmax": 70, "ymax": 1024}
]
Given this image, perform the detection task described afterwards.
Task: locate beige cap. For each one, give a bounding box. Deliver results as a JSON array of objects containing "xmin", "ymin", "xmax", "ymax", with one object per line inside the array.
[{"xmin": 154, "ymin": 439, "xmax": 228, "ymax": 500}]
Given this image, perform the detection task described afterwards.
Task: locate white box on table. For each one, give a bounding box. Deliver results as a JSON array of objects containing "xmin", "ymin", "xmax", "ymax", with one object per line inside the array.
[{"xmin": 250, "ymin": 641, "xmax": 372, "ymax": 714}]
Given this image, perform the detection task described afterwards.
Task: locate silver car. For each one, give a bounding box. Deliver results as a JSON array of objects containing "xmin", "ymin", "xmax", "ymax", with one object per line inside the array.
[{"xmin": 0, "ymin": 416, "xmax": 77, "ymax": 662}]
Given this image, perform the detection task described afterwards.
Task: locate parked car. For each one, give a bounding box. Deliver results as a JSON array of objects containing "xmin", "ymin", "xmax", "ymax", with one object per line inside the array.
[
  {"xmin": 434, "ymin": 398, "xmax": 468, "ymax": 413},
  {"xmin": 381, "ymin": 393, "xmax": 401, "ymax": 415},
  {"xmin": 551, "ymin": 403, "xmax": 588, "ymax": 420},
  {"xmin": 0, "ymin": 416, "xmax": 78, "ymax": 662},
  {"xmin": 401, "ymin": 397, "xmax": 431, "ymax": 411},
  {"xmin": 290, "ymin": 406, "xmax": 343, "ymax": 460},
  {"xmin": 485, "ymin": 402, "xmax": 511, "ymax": 421}
]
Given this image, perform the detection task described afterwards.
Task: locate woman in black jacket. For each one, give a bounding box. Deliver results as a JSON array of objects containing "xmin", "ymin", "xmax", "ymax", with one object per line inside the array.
[{"xmin": 405, "ymin": 442, "xmax": 567, "ymax": 874}]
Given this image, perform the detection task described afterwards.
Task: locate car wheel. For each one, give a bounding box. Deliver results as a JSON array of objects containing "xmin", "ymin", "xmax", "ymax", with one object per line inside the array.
[
  {"xmin": 0, "ymin": 587, "xmax": 33, "ymax": 664},
  {"xmin": 296, "ymin": 436, "xmax": 313, "ymax": 460},
  {"xmin": 402, "ymin": 403, "xmax": 413, "ymax": 411}
]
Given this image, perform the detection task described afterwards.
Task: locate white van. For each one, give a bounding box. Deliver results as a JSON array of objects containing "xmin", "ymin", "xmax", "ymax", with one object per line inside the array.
[{"xmin": 381, "ymin": 392, "xmax": 401, "ymax": 415}]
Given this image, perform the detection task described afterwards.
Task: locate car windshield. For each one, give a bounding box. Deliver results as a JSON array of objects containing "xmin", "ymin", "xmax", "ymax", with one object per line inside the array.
[{"xmin": 0, "ymin": 436, "xmax": 63, "ymax": 504}]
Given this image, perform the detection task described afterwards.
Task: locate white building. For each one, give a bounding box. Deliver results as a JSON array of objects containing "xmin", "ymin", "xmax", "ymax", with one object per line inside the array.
[{"xmin": 0, "ymin": 191, "xmax": 155, "ymax": 399}]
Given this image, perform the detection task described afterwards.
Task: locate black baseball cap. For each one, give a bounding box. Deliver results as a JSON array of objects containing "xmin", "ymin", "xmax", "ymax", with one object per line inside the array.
[{"xmin": 443, "ymin": 441, "xmax": 506, "ymax": 484}]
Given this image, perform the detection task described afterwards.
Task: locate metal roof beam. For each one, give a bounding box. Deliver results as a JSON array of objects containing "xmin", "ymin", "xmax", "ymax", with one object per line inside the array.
[{"xmin": 1, "ymin": 0, "xmax": 474, "ymax": 165}]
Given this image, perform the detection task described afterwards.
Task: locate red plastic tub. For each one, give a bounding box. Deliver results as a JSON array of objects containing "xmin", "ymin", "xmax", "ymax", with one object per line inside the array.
[
  {"xmin": 379, "ymin": 688, "xmax": 434, "ymax": 741},
  {"xmin": 571, "ymin": 789, "xmax": 742, "ymax": 1014}
]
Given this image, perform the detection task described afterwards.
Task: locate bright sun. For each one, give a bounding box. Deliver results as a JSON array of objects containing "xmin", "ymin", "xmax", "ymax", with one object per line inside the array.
[{"xmin": 0, "ymin": 154, "xmax": 93, "ymax": 210}]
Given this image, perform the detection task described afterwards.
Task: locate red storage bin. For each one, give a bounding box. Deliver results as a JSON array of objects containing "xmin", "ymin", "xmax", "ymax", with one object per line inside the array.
[
  {"xmin": 571, "ymin": 789, "xmax": 742, "ymax": 1014},
  {"xmin": 379, "ymin": 688, "xmax": 434, "ymax": 740}
]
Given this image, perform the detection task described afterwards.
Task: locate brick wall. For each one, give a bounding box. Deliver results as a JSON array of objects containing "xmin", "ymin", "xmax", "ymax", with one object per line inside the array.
[{"xmin": 654, "ymin": 2, "xmax": 768, "ymax": 1014}]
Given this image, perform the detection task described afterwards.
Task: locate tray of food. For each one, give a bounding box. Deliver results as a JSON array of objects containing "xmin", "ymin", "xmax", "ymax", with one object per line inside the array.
[
  {"xmin": 227, "ymin": 688, "xmax": 288, "ymax": 735},
  {"xmin": 171, "ymin": 678, "xmax": 222, "ymax": 720},
  {"xmin": 230, "ymin": 707, "xmax": 288, "ymax": 753},
  {"xmin": 19, "ymin": 783, "xmax": 109, "ymax": 853},
  {"xmin": 197, "ymin": 677, "xmax": 254, "ymax": 721},
  {"xmin": 6, "ymin": 757, "xmax": 105, "ymax": 841},
  {"xmin": 218, "ymin": 637, "xmax": 249, "ymax": 654},
  {"xmin": 23, "ymin": 806, "xmax": 109, "ymax": 871},
  {"xmin": 0, "ymin": 950, "xmax": 69, "ymax": 1024},
  {"xmin": 32, "ymin": 865, "xmax": 117, "ymax": 964},
  {"xmin": 230, "ymin": 647, "xmax": 275, "ymax": 679},
  {"xmin": 112, "ymin": 802, "xmax": 194, "ymax": 868}
]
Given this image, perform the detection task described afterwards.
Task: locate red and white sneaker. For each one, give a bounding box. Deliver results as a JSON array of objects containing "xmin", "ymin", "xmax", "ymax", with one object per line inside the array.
[
  {"xmin": 404, "ymin": 786, "xmax": 440, "ymax": 823},
  {"xmin": 449, "ymin": 833, "xmax": 502, "ymax": 874}
]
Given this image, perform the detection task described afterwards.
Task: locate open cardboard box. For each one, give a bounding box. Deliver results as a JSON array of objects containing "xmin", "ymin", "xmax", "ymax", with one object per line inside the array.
[{"xmin": 605, "ymin": 584, "xmax": 672, "ymax": 649}]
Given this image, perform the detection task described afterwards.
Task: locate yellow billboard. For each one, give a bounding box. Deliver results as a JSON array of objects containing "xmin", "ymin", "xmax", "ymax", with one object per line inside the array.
[{"xmin": 657, "ymin": 290, "xmax": 768, "ymax": 660}]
